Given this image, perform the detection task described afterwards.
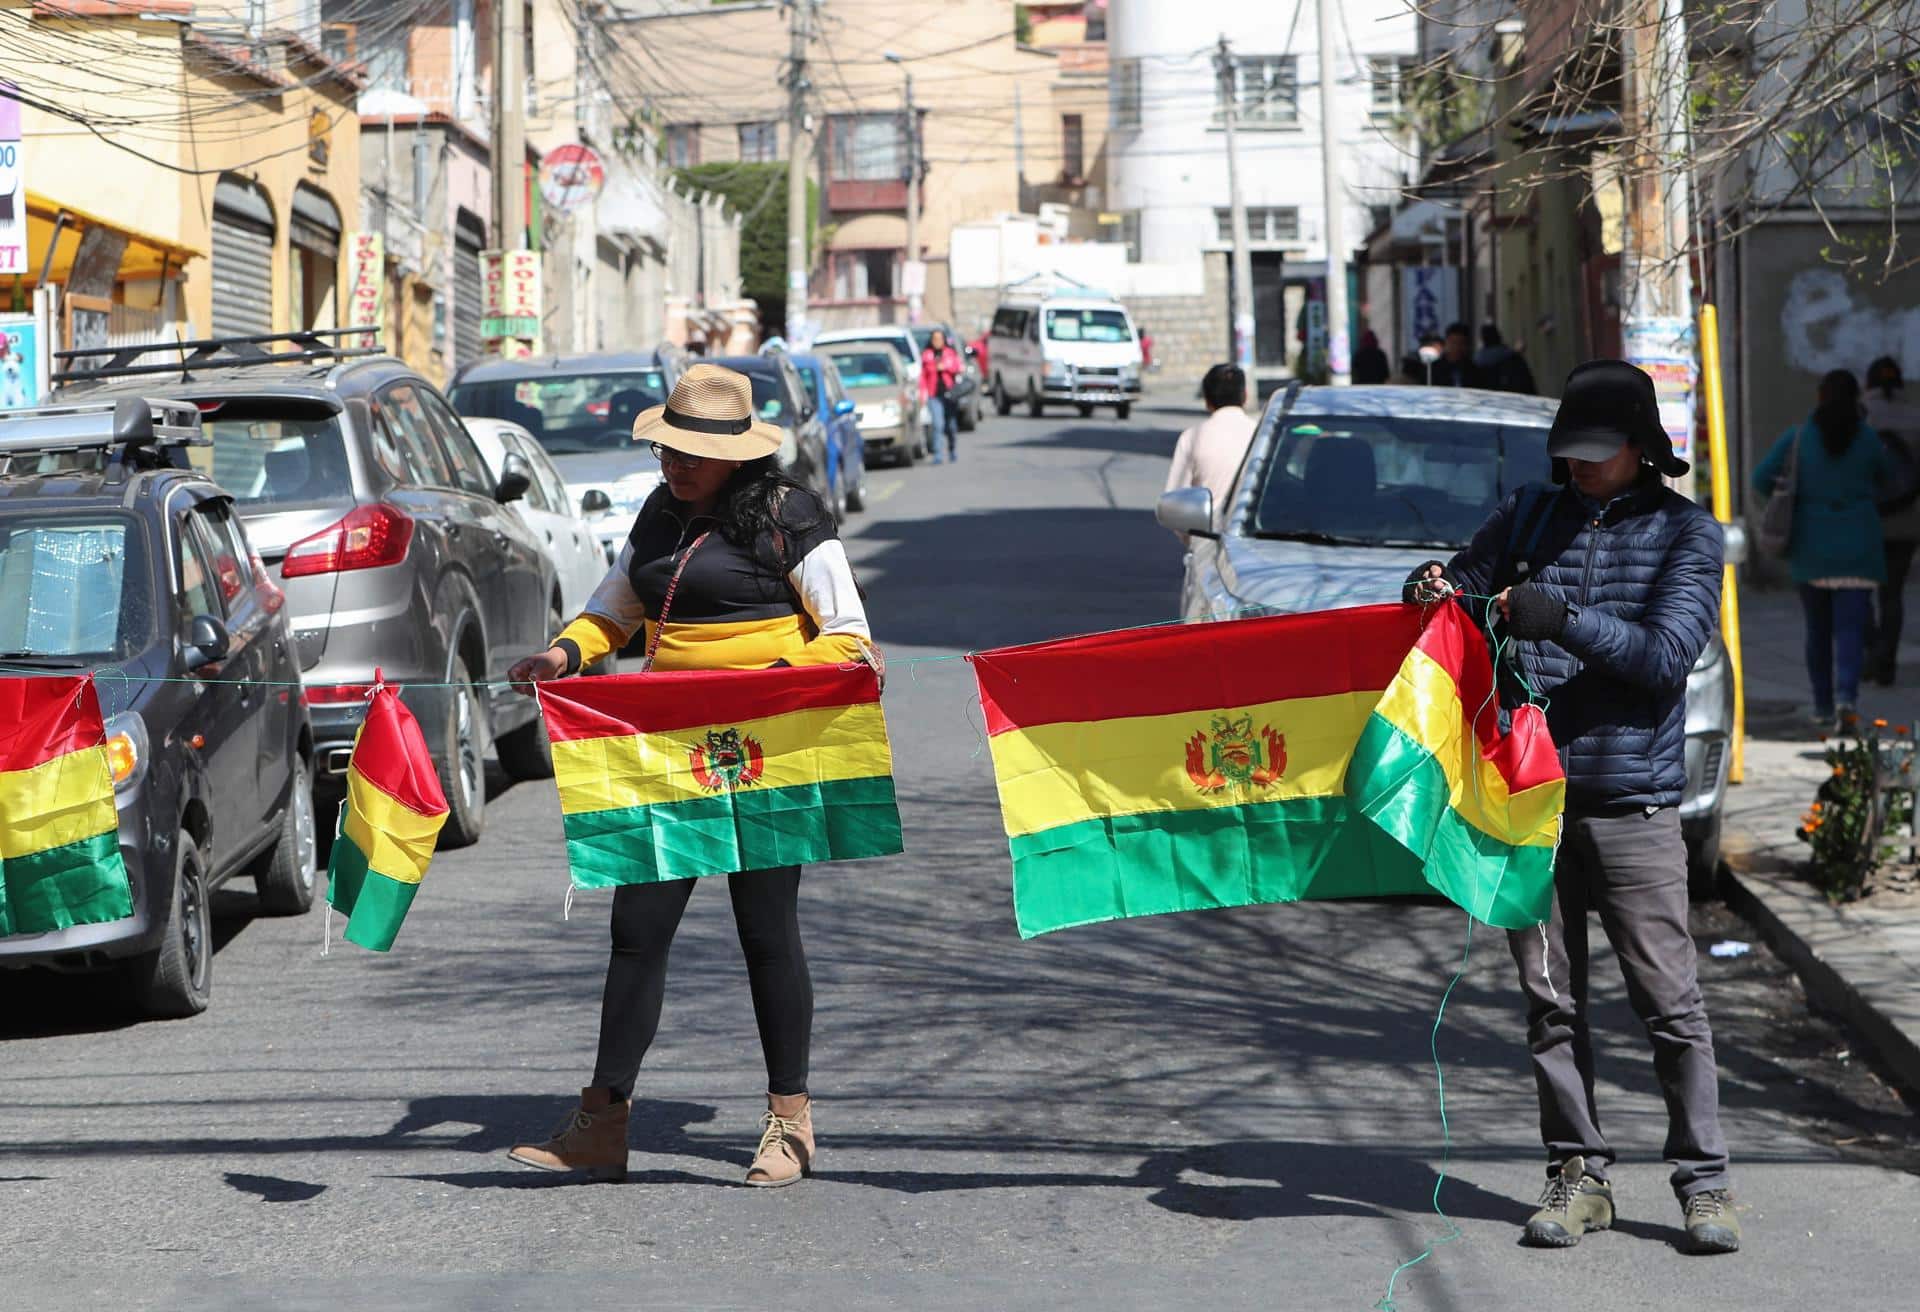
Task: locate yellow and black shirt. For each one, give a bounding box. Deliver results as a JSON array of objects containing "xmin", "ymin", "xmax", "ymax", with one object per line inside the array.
[{"xmin": 553, "ymin": 486, "xmax": 871, "ymax": 673}]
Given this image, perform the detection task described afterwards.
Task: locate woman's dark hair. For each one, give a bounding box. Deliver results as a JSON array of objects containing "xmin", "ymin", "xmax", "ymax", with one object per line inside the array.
[
  {"xmin": 1867, "ymin": 355, "xmax": 1903, "ymax": 397},
  {"xmin": 1813, "ymin": 368, "xmax": 1863, "ymax": 457},
  {"xmin": 712, "ymin": 456, "xmax": 823, "ymax": 571}
]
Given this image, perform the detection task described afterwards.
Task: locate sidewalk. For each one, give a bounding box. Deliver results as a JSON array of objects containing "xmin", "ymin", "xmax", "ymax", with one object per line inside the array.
[{"xmin": 1720, "ymin": 582, "xmax": 1920, "ymax": 1096}]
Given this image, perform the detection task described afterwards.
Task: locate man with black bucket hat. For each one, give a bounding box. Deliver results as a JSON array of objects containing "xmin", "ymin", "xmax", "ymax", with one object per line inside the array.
[{"xmin": 1403, "ymin": 360, "xmax": 1740, "ymax": 1255}]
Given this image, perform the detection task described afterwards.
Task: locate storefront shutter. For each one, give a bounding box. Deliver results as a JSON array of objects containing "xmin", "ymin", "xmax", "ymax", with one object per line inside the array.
[
  {"xmin": 212, "ymin": 177, "xmax": 275, "ymax": 339},
  {"xmin": 453, "ymin": 231, "xmax": 484, "ymax": 368}
]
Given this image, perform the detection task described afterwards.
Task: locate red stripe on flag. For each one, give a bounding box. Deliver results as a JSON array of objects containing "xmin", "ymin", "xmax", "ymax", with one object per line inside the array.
[
  {"xmin": 538, "ymin": 662, "xmax": 881, "ymax": 742},
  {"xmin": 0, "ymin": 674, "xmax": 105, "ymax": 774},
  {"xmin": 971, "ymin": 604, "xmax": 1426, "ymax": 736},
  {"xmin": 349, "ymin": 686, "xmax": 449, "ymax": 816},
  {"xmin": 1415, "ymin": 604, "xmax": 1564, "ymax": 796}
]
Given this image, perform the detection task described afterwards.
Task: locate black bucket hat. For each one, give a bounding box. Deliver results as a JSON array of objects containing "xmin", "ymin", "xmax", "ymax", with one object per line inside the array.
[{"xmin": 1548, "ymin": 359, "xmax": 1688, "ymax": 477}]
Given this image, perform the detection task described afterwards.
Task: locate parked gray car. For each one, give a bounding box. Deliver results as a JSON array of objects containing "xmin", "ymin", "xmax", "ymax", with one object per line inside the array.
[
  {"xmin": 57, "ymin": 332, "xmax": 559, "ymax": 847},
  {"xmin": 1156, "ymin": 383, "xmax": 1734, "ymax": 894}
]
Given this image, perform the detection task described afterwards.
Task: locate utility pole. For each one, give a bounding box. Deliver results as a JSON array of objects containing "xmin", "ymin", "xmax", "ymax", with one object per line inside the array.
[
  {"xmin": 785, "ymin": 0, "xmax": 813, "ymax": 345},
  {"xmin": 886, "ymin": 52, "xmax": 921, "ymax": 323},
  {"xmin": 1215, "ymin": 35, "xmax": 1255, "ymax": 379},
  {"xmin": 1315, "ymin": 0, "xmax": 1349, "ymax": 384},
  {"xmin": 492, "ymin": 0, "xmax": 526, "ymax": 253}
]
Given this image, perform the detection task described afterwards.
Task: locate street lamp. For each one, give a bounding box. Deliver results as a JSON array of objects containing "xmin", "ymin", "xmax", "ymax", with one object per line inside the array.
[{"xmin": 884, "ymin": 52, "xmax": 921, "ymax": 324}]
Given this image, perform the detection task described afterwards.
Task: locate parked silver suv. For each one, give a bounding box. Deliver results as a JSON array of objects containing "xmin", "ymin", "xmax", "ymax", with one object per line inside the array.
[{"xmin": 56, "ymin": 332, "xmax": 558, "ymax": 846}]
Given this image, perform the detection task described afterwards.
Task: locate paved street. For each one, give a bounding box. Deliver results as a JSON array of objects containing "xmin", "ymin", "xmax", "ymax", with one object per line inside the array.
[{"xmin": 5, "ymin": 400, "xmax": 1918, "ymax": 1311}]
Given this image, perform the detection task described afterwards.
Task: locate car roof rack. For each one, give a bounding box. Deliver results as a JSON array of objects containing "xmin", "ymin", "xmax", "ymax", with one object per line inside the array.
[
  {"xmin": 52, "ymin": 327, "xmax": 383, "ymax": 384},
  {"xmin": 0, "ymin": 397, "xmax": 208, "ymax": 476}
]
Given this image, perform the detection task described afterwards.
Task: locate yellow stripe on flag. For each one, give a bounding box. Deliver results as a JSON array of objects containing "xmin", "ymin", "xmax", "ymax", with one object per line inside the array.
[
  {"xmin": 340, "ymin": 766, "xmax": 444, "ymax": 885},
  {"xmin": 986, "ymin": 690, "xmax": 1383, "ymax": 838},
  {"xmin": 550, "ymin": 701, "xmax": 893, "ymax": 816},
  {"xmin": 0, "ymin": 745, "xmax": 117, "ymax": 860},
  {"xmin": 1373, "ymin": 647, "xmax": 1563, "ymax": 848}
]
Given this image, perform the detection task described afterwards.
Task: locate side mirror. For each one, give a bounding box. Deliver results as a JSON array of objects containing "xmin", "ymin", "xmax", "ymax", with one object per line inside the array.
[
  {"xmin": 1723, "ymin": 519, "xmax": 1748, "ymax": 567},
  {"xmin": 494, "ymin": 451, "xmax": 533, "ymax": 504},
  {"xmin": 580, "ymin": 488, "xmax": 613, "ymax": 515},
  {"xmin": 1156, "ymin": 486, "xmax": 1217, "ymax": 538},
  {"xmin": 182, "ymin": 613, "xmax": 230, "ymax": 669},
  {"xmin": 834, "ymin": 398, "xmax": 856, "ymax": 417}
]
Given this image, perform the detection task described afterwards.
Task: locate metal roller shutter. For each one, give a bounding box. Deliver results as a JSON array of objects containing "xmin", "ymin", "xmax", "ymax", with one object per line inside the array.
[
  {"xmin": 453, "ymin": 236, "xmax": 483, "ymax": 368},
  {"xmin": 212, "ymin": 209, "xmax": 274, "ymax": 339}
]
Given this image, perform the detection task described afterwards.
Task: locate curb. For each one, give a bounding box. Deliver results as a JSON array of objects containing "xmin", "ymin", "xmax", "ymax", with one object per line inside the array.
[{"xmin": 1721, "ymin": 849, "xmax": 1920, "ymax": 1099}]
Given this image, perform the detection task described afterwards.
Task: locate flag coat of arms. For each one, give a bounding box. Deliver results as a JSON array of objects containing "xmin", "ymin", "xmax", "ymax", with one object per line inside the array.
[
  {"xmin": 538, "ymin": 663, "xmax": 902, "ymax": 887},
  {"xmin": 0, "ymin": 675, "xmax": 133, "ymax": 937},
  {"xmin": 970, "ymin": 604, "xmax": 1562, "ymax": 938},
  {"xmin": 327, "ymin": 684, "xmax": 449, "ymax": 951}
]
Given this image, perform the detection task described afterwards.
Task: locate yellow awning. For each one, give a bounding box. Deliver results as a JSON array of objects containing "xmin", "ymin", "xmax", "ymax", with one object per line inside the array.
[{"xmin": 22, "ymin": 193, "xmax": 204, "ymax": 287}]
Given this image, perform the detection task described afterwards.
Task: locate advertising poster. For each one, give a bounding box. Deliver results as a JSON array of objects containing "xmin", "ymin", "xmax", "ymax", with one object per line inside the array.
[
  {"xmin": 1624, "ymin": 315, "xmax": 1696, "ymax": 466},
  {"xmin": 344, "ymin": 232, "xmax": 386, "ymax": 349},
  {"xmin": 1400, "ymin": 266, "xmax": 1458, "ymax": 355},
  {"xmin": 0, "ymin": 315, "xmax": 40, "ymax": 409},
  {"xmin": 482, "ymin": 249, "xmax": 542, "ymax": 356},
  {"xmin": 0, "ymin": 85, "xmax": 23, "ymax": 276}
]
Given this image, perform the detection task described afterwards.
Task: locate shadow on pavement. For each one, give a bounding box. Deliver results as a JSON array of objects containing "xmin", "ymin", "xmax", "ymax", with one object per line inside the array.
[{"xmin": 224, "ymin": 1172, "xmax": 326, "ymax": 1203}]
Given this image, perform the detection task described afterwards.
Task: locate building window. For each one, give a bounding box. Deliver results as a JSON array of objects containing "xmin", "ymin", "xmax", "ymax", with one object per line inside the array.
[
  {"xmin": 322, "ymin": 0, "xmax": 406, "ymax": 92},
  {"xmin": 666, "ymin": 124, "xmax": 701, "ymax": 169},
  {"xmin": 1060, "ymin": 114, "xmax": 1084, "ymax": 183},
  {"xmin": 1110, "ymin": 57, "xmax": 1142, "ymax": 130},
  {"xmin": 830, "ymin": 114, "xmax": 906, "ymax": 182},
  {"xmin": 1219, "ymin": 55, "xmax": 1298, "ymax": 127},
  {"xmin": 829, "ymin": 249, "xmax": 901, "ymax": 301},
  {"xmin": 1083, "ymin": 2, "xmax": 1106, "ymax": 42},
  {"xmin": 1119, "ymin": 210, "xmax": 1141, "ymax": 263},
  {"xmin": 738, "ymin": 121, "xmax": 780, "ymax": 163},
  {"xmin": 1370, "ymin": 56, "xmax": 1415, "ymax": 117},
  {"xmin": 1214, "ymin": 206, "xmax": 1301, "ymax": 244}
]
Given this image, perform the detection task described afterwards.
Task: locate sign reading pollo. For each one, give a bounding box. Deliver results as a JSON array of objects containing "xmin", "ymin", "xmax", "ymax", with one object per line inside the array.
[{"xmin": 482, "ymin": 248, "xmax": 542, "ymax": 357}]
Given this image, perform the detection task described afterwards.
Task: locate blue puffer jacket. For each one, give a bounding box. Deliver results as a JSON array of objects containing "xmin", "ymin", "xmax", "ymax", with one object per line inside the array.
[{"xmin": 1442, "ymin": 474, "xmax": 1724, "ymax": 812}]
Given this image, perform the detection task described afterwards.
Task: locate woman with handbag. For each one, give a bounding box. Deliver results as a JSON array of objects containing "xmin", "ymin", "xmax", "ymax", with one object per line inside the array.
[
  {"xmin": 1753, "ymin": 369, "xmax": 1892, "ymax": 731},
  {"xmin": 505, "ymin": 363, "xmax": 878, "ymax": 1187},
  {"xmin": 1862, "ymin": 356, "xmax": 1920, "ymax": 685}
]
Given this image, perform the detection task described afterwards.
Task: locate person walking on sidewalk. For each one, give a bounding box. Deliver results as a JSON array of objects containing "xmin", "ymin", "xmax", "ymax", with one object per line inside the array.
[
  {"xmin": 1162, "ymin": 363, "xmax": 1255, "ymax": 535},
  {"xmin": 504, "ymin": 364, "xmax": 878, "ymax": 1188},
  {"xmin": 1753, "ymin": 368, "xmax": 1891, "ymax": 730},
  {"xmin": 1404, "ymin": 360, "xmax": 1739, "ymax": 1255},
  {"xmin": 1862, "ymin": 356, "xmax": 1920, "ymax": 686},
  {"xmin": 920, "ymin": 327, "xmax": 963, "ymax": 465}
]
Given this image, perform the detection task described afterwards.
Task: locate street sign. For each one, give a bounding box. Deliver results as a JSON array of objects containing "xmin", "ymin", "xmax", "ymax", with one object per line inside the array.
[
  {"xmin": 482, "ymin": 315, "xmax": 541, "ymax": 338},
  {"xmin": 538, "ymin": 144, "xmax": 606, "ymax": 215},
  {"xmin": 0, "ymin": 85, "xmax": 24, "ymax": 276}
]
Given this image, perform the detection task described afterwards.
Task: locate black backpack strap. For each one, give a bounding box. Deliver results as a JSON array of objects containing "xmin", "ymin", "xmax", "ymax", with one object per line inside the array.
[{"xmin": 1500, "ymin": 483, "xmax": 1559, "ymax": 588}]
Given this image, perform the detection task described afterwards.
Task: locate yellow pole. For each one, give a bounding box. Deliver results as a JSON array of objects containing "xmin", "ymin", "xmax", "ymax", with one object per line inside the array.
[{"xmin": 1699, "ymin": 303, "xmax": 1745, "ymax": 782}]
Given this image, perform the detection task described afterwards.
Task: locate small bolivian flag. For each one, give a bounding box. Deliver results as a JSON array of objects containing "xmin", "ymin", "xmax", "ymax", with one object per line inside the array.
[
  {"xmin": 327, "ymin": 682, "xmax": 448, "ymax": 951},
  {"xmin": 970, "ymin": 603, "xmax": 1562, "ymax": 938},
  {"xmin": 538, "ymin": 663, "xmax": 902, "ymax": 887},
  {"xmin": 0, "ymin": 674, "xmax": 133, "ymax": 937}
]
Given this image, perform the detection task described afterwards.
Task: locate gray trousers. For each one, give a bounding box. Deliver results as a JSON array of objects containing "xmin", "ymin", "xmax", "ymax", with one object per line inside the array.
[{"xmin": 1506, "ymin": 807, "xmax": 1731, "ymax": 1199}]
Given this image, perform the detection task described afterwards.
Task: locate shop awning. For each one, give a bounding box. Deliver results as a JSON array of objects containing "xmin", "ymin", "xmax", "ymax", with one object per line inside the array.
[{"xmin": 23, "ymin": 193, "xmax": 204, "ymax": 288}]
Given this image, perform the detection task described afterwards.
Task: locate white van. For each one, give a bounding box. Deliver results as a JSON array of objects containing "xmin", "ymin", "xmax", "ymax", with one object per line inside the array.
[{"xmin": 987, "ymin": 295, "xmax": 1143, "ymax": 420}]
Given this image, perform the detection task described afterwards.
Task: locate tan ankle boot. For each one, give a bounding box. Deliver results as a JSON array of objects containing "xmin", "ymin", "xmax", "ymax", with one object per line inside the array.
[
  {"xmin": 507, "ymin": 1087, "xmax": 630, "ymax": 1182},
  {"xmin": 745, "ymin": 1092, "xmax": 814, "ymax": 1187}
]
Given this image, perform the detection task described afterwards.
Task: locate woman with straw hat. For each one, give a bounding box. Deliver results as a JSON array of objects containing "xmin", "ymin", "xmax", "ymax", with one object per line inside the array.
[{"xmin": 505, "ymin": 362, "xmax": 878, "ymax": 1187}]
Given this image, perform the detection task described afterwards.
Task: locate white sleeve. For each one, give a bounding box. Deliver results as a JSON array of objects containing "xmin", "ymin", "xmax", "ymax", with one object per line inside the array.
[
  {"xmin": 581, "ymin": 543, "xmax": 650, "ymax": 638},
  {"xmin": 788, "ymin": 538, "xmax": 871, "ymax": 640},
  {"xmin": 1165, "ymin": 426, "xmax": 1196, "ymax": 495}
]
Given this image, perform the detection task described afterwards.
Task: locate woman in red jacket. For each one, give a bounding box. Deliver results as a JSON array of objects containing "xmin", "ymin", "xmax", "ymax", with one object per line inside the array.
[{"xmin": 919, "ymin": 328, "xmax": 962, "ymax": 465}]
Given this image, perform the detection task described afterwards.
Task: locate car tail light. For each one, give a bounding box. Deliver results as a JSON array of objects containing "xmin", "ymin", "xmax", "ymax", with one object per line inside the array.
[
  {"xmin": 281, "ymin": 503, "xmax": 412, "ymax": 577},
  {"xmin": 305, "ymin": 683, "xmax": 374, "ymax": 704}
]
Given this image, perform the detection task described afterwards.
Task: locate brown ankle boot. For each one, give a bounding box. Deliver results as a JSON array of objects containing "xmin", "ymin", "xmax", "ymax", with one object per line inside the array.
[
  {"xmin": 507, "ymin": 1087, "xmax": 630, "ymax": 1182},
  {"xmin": 745, "ymin": 1092, "xmax": 814, "ymax": 1187}
]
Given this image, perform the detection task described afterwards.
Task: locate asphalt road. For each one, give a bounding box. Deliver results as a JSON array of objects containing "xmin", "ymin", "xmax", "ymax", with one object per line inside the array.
[{"xmin": 4, "ymin": 398, "xmax": 1916, "ymax": 1311}]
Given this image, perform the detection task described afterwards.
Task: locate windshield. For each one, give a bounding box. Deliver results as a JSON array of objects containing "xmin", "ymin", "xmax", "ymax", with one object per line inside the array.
[
  {"xmin": 824, "ymin": 350, "xmax": 899, "ymax": 387},
  {"xmin": 0, "ymin": 513, "xmax": 151, "ymax": 662},
  {"xmin": 1046, "ymin": 309, "xmax": 1133, "ymax": 343},
  {"xmin": 823, "ymin": 334, "xmax": 914, "ymax": 362},
  {"xmin": 449, "ymin": 370, "xmax": 669, "ymax": 454},
  {"xmin": 199, "ymin": 403, "xmax": 354, "ymax": 509},
  {"xmin": 1254, "ymin": 416, "xmax": 1551, "ymax": 548}
]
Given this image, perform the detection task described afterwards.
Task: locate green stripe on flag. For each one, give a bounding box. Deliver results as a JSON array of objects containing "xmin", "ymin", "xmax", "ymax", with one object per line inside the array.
[
  {"xmin": 0, "ymin": 828, "xmax": 133, "ymax": 938},
  {"xmin": 562, "ymin": 775, "xmax": 903, "ymax": 887},
  {"xmin": 326, "ymin": 829, "xmax": 421, "ymax": 953}
]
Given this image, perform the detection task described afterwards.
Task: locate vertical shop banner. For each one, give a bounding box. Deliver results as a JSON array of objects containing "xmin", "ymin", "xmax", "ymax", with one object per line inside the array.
[
  {"xmin": 0, "ymin": 85, "xmax": 23, "ymax": 276},
  {"xmin": 0, "ymin": 316, "xmax": 41, "ymax": 409},
  {"xmin": 1400, "ymin": 266, "xmax": 1458, "ymax": 355},
  {"xmin": 344, "ymin": 232, "xmax": 386, "ymax": 350},
  {"xmin": 482, "ymin": 249, "xmax": 541, "ymax": 358},
  {"xmin": 1624, "ymin": 315, "xmax": 1696, "ymax": 467}
]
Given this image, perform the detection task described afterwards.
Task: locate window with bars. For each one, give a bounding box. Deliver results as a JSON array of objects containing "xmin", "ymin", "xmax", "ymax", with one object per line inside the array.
[
  {"xmin": 666, "ymin": 124, "xmax": 701, "ymax": 169},
  {"xmin": 738, "ymin": 121, "xmax": 780, "ymax": 163},
  {"xmin": 1110, "ymin": 57, "xmax": 1142, "ymax": 130},
  {"xmin": 1370, "ymin": 56, "xmax": 1416, "ymax": 116},
  {"xmin": 830, "ymin": 114, "xmax": 906, "ymax": 182},
  {"xmin": 1061, "ymin": 114, "xmax": 1085, "ymax": 183},
  {"xmin": 1219, "ymin": 55, "xmax": 1298, "ymax": 127},
  {"xmin": 829, "ymin": 249, "xmax": 901, "ymax": 301},
  {"xmin": 1214, "ymin": 206, "xmax": 1302, "ymax": 244}
]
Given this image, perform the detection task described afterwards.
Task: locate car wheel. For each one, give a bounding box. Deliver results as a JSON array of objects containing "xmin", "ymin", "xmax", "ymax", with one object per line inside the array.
[
  {"xmin": 437, "ymin": 655, "xmax": 489, "ymax": 847},
  {"xmin": 127, "ymin": 831, "xmax": 212, "ymax": 1018},
  {"xmin": 1686, "ymin": 812, "xmax": 1724, "ymax": 901},
  {"xmin": 1116, "ymin": 402, "xmax": 1132, "ymax": 421},
  {"xmin": 255, "ymin": 756, "xmax": 318, "ymax": 915},
  {"xmin": 958, "ymin": 396, "xmax": 978, "ymax": 431},
  {"xmin": 497, "ymin": 614, "xmax": 557, "ymax": 782},
  {"xmin": 993, "ymin": 376, "xmax": 1013, "ymax": 417},
  {"xmin": 1077, "ymin": 403, "xmax": 1094, "ymax": 418},
  {"xmin": 1026, "ymin": 380, "xmax": 1044, "ymax": 418}
]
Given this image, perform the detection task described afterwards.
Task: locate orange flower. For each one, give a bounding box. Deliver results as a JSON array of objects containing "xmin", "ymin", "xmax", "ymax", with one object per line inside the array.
[
  {"xmin": 1898, "ymin": 725, "xmax": 1911, "ymax": 736},
  {"xmin": 1875, "ymin": 718, "xmax": 1890, "ymax": 729},
  {"xmin": 1833, "ymin": 765, "xmax": 1846, "ymax": 776}
]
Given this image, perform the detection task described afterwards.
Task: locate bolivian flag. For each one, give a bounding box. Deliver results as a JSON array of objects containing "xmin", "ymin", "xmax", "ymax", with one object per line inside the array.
[
  {"xmin": 539, "ymin": 663, "xmax": 902, "ymax": 887},
  {"xmin": 0, "ymin": 675, "xmax": 133, "ymax": 937},
  {"xmin": 327, "ymin": 684, "xmax": 448, "ymax": 951},
  {"xmin": 970, "ymin": 603, "xmax": 1561, "ymax": 938}
]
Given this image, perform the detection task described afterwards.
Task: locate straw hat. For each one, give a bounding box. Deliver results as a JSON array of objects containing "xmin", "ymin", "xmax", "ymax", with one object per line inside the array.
[{"xmin": 631, "ymin": 362, "xmax": 784, "ymax": 460}]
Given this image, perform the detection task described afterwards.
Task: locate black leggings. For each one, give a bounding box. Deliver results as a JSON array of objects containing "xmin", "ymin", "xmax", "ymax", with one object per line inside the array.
[{"xmin": 591, "ymin": 867, "xmax": 811, "ymax": 1100}]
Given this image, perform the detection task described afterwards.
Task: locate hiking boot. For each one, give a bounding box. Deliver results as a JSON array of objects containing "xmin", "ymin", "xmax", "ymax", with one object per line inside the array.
[
  {"xmin": 507, "ymin": 1087, "xmax": 630, "ymax": 1182},
  {"xmin": 1521, "ymin": 1156, "xmax": 1614, "ymax": 1247},
  {"xmin": 745, "ymin": 1091, "xmax": 814, "ymax": 1188},
  {"xmin": 1682, "ymin": 1188, "xmax": 1742, "ymax": 1254}
]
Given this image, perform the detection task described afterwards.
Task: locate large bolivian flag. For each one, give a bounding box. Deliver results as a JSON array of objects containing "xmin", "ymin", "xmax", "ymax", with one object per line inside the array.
[
  {"xmin": 327, "ymin": 684, "xmax": 448, "ymax": 951},
  {"xmin": 970, "ymin": 604, "xmax": 1561, "ymax": 938},
  {"xmin": 539, "ymin": 663, "xmax": 902, "ymax": 887},
  {"xmin": 0, "ymin": 675, "xmax": 133, "ymax": 937}
]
